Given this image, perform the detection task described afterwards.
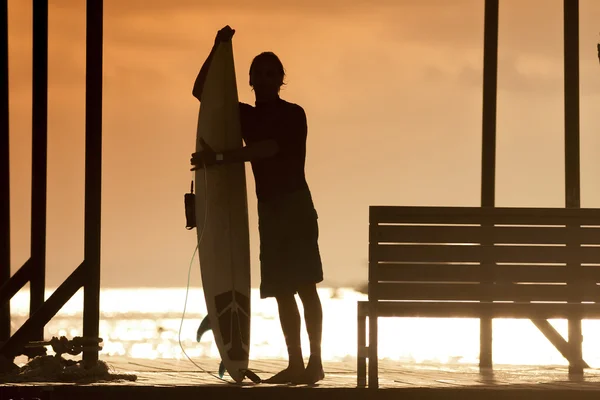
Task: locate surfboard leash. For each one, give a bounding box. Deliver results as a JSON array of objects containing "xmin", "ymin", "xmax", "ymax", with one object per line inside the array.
[
  {"xmin": 178, "ymin": 164, "xmax": 229, "ymax": 383},
  {"xmin": 178, "ymin": 164, "xmax": 262, "ymax": 385}
]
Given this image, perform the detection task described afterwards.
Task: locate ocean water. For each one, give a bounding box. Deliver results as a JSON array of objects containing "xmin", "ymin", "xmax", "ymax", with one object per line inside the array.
[{"xmin": 9, "ymin": 287, "xmax": 600, "ymax": 367}]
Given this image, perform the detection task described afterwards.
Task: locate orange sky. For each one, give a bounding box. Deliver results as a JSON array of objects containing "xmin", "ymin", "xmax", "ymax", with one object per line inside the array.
[{"xmin": 7, "ymin": 0, "xmax": 600, "ymax": 288}]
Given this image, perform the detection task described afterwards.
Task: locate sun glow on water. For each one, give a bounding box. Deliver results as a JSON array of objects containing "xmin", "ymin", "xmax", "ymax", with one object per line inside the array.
[{"xmin": 9, "ymin": 288, "xmax": 600, "ymax": 367}]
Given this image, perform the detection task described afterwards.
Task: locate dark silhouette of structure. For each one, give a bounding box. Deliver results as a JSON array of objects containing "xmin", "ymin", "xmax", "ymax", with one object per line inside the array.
[{"xmin": 0, "ymin": 0, "xmax": 103, "ymax": 369}]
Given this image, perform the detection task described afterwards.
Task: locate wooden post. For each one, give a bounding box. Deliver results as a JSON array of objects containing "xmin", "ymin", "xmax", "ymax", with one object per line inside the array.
[
  {"xmin": 82, "ymin": 0, "xmax": 103, "ymax": 367},
  {"xmin": 29, "ymin": 0, "xmax": 49, "ymax": 343},
  {"xmin": 480, "ymin": 0, "xmax": 499, "ymax": 370},
  {"xmin": 357, "ymin": 303, "xmax": 367, "ymax": 387},
  {"xmin": 563, "ymin": 0, "xmax": 583, "ymax": 375},
  {"xmin": 0, "ymin": 0, "xmax": 10, "ymax": 342},
  {"xmin": 367, "ymin": 208, "xmax": 379, "ymax": 388}
]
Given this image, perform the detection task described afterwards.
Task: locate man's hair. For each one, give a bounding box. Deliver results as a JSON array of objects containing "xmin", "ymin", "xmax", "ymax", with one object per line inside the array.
[{"xmin": 249, "ymin": 52, "xmax": 286, "ymax": 87}]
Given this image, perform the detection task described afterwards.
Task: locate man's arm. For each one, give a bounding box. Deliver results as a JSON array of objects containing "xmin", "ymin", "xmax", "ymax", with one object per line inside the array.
[
  {"xmin": 192, "ymin": 44, "xmax": 217, "ymax": 101},
  {"xmin": 192, "ymin": 26, "xmax": 235, "ymax": 101},
  {"xmin": 221, "ymin": 140, "xmax": 279, "ymax": 163},
  {"xmin": 191, "ymin": 139, "xmax": 278, "ymax": 170}
]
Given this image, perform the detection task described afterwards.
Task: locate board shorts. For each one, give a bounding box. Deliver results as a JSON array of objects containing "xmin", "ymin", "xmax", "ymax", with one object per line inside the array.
[{"xmin": 257, "ymin": 188, "xmax": 323, "ymax": 299}]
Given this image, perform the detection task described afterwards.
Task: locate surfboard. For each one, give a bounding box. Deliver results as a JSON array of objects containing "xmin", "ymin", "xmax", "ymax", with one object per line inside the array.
[{"xmin": 193, "ymin": 41, "xmax": 251, "ymax": 383}]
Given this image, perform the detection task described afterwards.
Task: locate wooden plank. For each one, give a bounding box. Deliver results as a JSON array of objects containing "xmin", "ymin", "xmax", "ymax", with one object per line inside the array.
[
  {"xmin": 360, "ymin": 300, "xmax": 600, "ymax": 319},
  {"xmin": 373, "ymin": 225, "xmax": 600, "ymax": 246},
  {"xmin": 372, "ymin": 244, "xmax": 600, "ymax": 264},
  {"xmin": 372, "ymin": 244, "xmax": 481, "ymax": 263},
  {"xmin": 377, "ymin": 263, "xmax": 484, "ymax": 283},
  {"xmin": 377, "ymin": 264, "xmax": 600, "ymax": 284},
  {"xmin": 376, "ymin": 282, "xmax": 600, "ymax": 302},
  {"xmin": 370, "ymin": 206, "xmax": 600, "ymax": 225}
]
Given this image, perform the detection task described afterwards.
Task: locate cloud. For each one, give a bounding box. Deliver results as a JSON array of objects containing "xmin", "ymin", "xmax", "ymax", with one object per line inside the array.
[
  {"xmin": 105, "ymin": 0, "xmax": 422, "ymax": 16},
  {"xmin": 456, "ymin": 58, "xmax": 558, "ymax": 95}
]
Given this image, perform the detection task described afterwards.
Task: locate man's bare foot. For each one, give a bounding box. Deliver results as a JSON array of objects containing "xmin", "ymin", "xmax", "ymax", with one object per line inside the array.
[
  {"xmin": 264, "ymin": 365, "xmax": 305, "ymax": 384},
  {"xmin": 293, "ymin": 355, "xmax": 324, "ymax": 384}
]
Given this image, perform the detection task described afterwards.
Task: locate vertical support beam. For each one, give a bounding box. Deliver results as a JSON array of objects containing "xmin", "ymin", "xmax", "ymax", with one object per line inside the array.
[
  {"xmin": 367, "ymin": 209, "xmax": 378, "ymax": 389},
  {"xmin": 0, "ymin": 0, "xmax": 10, "ymax": 342},
  {"xmin": 564, "ymin": 2, "xmax": 580, "ymax": 208},
  {"xmin": 480, "ymin": 0, "xmax": 499, "ymax": 370},
  {"xmin": 82, "ymin": 0, "xmax": 103, "ymax": 366},
  {"xmin": 30, "ymin": 0, "xmax": 48, "ymax": 342},
  {"xmin": 563, "ymin": 0, "xmax": 583, "ymax": 375},
  {"xmin": 357, "ymin": 302, "xmax": 367, "ymax": 387}
]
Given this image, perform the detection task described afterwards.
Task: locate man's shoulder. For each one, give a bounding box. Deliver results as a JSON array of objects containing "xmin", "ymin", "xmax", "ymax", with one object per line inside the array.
[{"xmin": 279, "ymin": 99, "xmax": 305, "ymax": 117}]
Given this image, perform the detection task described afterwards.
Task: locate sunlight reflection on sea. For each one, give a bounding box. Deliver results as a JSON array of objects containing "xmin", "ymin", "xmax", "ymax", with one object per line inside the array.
[{"xmin": 10, "ymin": 288, "xmax": 600, "ymax": 367}]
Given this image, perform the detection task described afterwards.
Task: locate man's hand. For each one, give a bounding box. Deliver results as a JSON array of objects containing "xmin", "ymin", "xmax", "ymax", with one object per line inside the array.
[
  {"xmin": 190, "ymin": 138, "xmax": 219, "ymax": 170},
  {"xmin": 215, "ymin": 26, "xmax": 235, "ymax": 46}
]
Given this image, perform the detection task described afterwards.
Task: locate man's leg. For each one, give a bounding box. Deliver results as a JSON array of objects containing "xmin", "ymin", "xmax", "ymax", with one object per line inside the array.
[
  {"xmin": 297, "ymin": 283, "xmax": 324, "ymax": 383},
  {"xmin": 264, "ymin": 293, "xmax": 305, "ymax": 383}
]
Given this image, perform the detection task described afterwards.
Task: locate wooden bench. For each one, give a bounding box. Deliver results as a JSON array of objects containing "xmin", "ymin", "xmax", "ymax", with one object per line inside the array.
[{"xmin": 357, "ymin": 206, "xmax": 600, "ymax": 388}]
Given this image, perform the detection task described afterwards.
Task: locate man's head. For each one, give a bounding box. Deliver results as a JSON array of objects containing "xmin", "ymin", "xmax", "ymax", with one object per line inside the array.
[{"xmin": 249, "ymin": 52, "xmax": 286, "ymax": 98}]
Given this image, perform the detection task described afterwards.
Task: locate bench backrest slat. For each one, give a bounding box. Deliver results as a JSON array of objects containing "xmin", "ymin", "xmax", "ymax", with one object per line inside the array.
[
  {"xmin": 369, "ymin": 206, "xmax": 600, "ymax": 302},
  {"xmin": 377, "ymin": 264, "xmax": 600, "ymax": 283},
  {"xmin": 376, "ymin": 282, "xmax": 600, "ymax": 302},
  {"xmin": 371, "ymin": 206, "xmax": 600, "ymax": 225},
  {"xmin": 373, "ymin": 244, "xmax": 600, "ymax": 264},
  {"xmin": 373, "ymin": 225, "xmax": 600, "ymax": 245}
]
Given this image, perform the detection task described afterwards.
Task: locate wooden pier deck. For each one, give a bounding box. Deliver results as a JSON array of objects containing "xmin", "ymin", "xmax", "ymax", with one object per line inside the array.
[{"xmin": 3, "ymin": 357, "xmax": 600, "ymax": 399}]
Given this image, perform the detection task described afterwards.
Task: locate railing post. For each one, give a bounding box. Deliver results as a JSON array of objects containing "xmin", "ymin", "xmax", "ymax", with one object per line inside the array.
[
  {"xmin": 480, "ymin": 0, "xmax": 499, "ymax": 370},
  {"xmin": 563, "ymin": 0, "xmax": 583, "ymax": 376},
  {"xmin": 30, "ymin": 0, "xmax": 49, "ymax": 342},
  {"xmin": 367, "ymin": 207, "xmax": 379, "ymax": 389},
  {"xmin": 0, "ymin": 0, "xmax": 10, "ymax": 342},
  {"xmin": 82, "ymin": 0, "xmax": 103, "ymax": 366}
]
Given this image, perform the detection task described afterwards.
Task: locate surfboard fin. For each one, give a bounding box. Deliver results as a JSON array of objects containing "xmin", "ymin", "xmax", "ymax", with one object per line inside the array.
[
  {"xmin": 196, "ymin": 316, "xmax": 211, "ymax": 343},
  {"xmin": 218, "ymin": 360, "xmax": 226, "ymax": 378}
]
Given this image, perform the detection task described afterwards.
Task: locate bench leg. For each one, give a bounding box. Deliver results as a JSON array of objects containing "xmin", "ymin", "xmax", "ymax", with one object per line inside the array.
[
  {"xmin": 480, "ymin": 317, "xmax": 493, "ymax": 369},
  {"xmin": 368, "ymin": 303, "xmax": 378, "ymax": 389},
  {"xmin": 357, "ymin": 304, "xmax": 367, "ymax": 387},
  {"xmin": 568, "ymin": 318, "xmax": 584, "ymax": 375}
]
